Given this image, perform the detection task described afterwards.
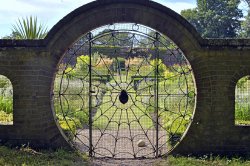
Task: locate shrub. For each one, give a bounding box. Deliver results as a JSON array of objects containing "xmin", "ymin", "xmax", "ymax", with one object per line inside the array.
[
  {"xmin": 161, "ymin": 114, "xmax": 190, "ymax": 146},
  {"xmin": 67, "ymin": 55, "xmax": 89, "ymax": 77},
  {"xmin": 164, "ymin": 69, "xmax": 175, "ymax": 79},
  {"xmin": 235, "ymin": 103, "xmax": 250, "ymax": 121},
  {"xmin": 150, "ymin": 58, "xmax": 167, "ymax": 75},
  {"xmin": 236, "ymin": 76, "xmax": 249, "ymax": 89},
  {"xmin": 74, "ymin": 111, "xmax": 89, "ymax": 125},
  {"xmin": 0, "ymin": 78, "xmax": 9, "ymax": 89},
  {"xmin": 0, "ymin": 96, "xmax": 13, "ymax": 114},
  {"xmin": 57, "ymin": 115, "xmax": 81, "ymax": 140}
]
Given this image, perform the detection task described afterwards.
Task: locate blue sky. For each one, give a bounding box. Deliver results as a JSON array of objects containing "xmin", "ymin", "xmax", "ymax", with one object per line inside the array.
[
  {"xmin": 0, "ymin": 0, "xmax": 248, "ymax": 38},
  {"xmin": 0, "ymin": 0, "xmax": 198, "ymax": 38},
  {"xmin": 1, "ymin": 0, "xmax": 247, "ymax": 38}
]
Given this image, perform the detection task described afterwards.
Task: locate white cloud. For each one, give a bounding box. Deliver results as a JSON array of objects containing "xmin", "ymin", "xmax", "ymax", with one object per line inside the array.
[
  {"xmin": 159, "ymin": 2, "xmax": 196, "ymax": 13},
  {"xmin": 0, "ymin": 0, "xmax": 196, "ymax": 37}
]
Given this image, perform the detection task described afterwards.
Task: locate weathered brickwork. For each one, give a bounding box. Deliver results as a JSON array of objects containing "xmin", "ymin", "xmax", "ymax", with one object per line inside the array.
[{"xmin": 0, "ymin": 0, "xmax": 250, "ymax": 155}]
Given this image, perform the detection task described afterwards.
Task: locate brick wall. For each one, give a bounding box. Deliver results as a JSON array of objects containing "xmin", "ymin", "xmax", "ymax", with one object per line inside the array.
[{"xmin": 0, "ymin": 0, "xmax": 250, "ymax": 155}]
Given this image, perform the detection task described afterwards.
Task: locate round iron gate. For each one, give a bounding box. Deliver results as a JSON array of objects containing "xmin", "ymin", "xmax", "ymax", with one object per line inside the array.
[{"xmin": 53, "ymin": 23, "xmax": 196, "ymax": 158}]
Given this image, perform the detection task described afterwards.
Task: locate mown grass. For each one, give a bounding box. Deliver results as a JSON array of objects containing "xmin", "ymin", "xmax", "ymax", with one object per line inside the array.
[
  {"xmin": 155, "ymin": 155, "xmax": 250, "ymax": 166},
  {"xmin": 1, "ymin": 145, "xmax": 250, "ymax": 166},
  {"xmin": 0, "ymin": 146, "xmax": 89, "ymax": 166}
]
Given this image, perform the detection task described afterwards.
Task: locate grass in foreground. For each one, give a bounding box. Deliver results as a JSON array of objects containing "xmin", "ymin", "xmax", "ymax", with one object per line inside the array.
[
  {"xmin": 157, "ymin": 155, "xmax": 250, "ymax": 166},
  {"xmin": 1, "ymin": 145, "xmax": 250, "ymax": 166},
  {"xmin": 0, "ymin": 146, "xmax": 89, "ymax": 166}
]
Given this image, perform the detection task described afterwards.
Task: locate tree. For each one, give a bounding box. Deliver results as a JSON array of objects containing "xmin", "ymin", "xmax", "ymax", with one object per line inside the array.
[
  {"xmin": 180, "ymin": 9, "xmax": 202, "ymax": 35},
  {"xmin": 240, "ymin": 11, "xmax": 250, "ymax": 37},
  {"xmin": 181, "ymin": 0, "xmax": 243, "ymax": 38},
  {"xmin": 243, "ymin": 0, "xmax": 250, "ymax": 6},
  {"xmin": 239, "ymin": 0, "xmax": 250, "ymax": 38},
  {"xmin": 2, "ymin": 32, "xmax": 19, "ymax": 39},
  {"xmin": 93, "ymin": 29, "xmax": 133, "ymax": 46},
  {"xmin": 11, "ymin": 16, "xmax": 48, "ymax": 39}
]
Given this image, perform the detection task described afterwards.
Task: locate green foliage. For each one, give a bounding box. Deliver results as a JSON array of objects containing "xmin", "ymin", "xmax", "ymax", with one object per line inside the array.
[
  {"xmin": 12, "ymin": 16, "xmax": 48, "ymax": 39},
  {"xmin": 63, "ymin": 55, "xmax": 89, "ymax": 79},
  {"xmin": 0, "ymin": 76, "xmax": 13, "ymax": 123},
  {"xmin": 54, "ymin": 97, "xmax": 89, "ymax": 126},
  {"xmin": 57, "ymin": 114, "xmax": 81, "ymax": 140},
  {"xmin": 1, "ymin": 144, "xmax": 250, "ymax": 166},
  {"xmin": 92, "ymin": 75, "xmax": 111, "ymax": 82},
  {"xmin": 0, "ymin": 96, "xmax": 13, "ymax": 114},
  {"xmin": 93, "ymin": 90, "xmax": 154, "ymax": 129},
  {"xmin": 181, "ymin": 9, "xmax": 201, "ymax": 33},
  {"xmin": 65, "ymin": 54, "xmax": 113, "ymax": 78},
  {"xmin": 235, "ymin": 76, "xmax": 250, "ymax": 124},
  {"xmin": 0, "ymin": 76, "xmax": 13, "ymax": 115},
  {"xmin": 75, "ymin": 55, "xmax": 90, "ymax": 73},
  {"xmin": 240, "ymin": 11, "xmax": 250, "ymax": 38},
  {"xmin": 235, "ymin": 102, "xmax": 250, "ymax": 122},
  {"xmin": 181, "ymin": 0, "xmax": 243, "ymax": 38},
  {"xmin": 166, "ymin": 155, "xmax": 250, "ymax": 166},
  {"xmin": 236, "ymin": 75, "xmax": 249, "ymax": 88},
  {"xmin": 243, "ymin": 0, "xmax": 250, "ymax": 6},
  {"xmin": 150, "ymin": 58, "xmax": 167, "ymax": 75},
  {"xmin": 164, "ymin": 69, "xmax": 175, "ymax": 79},
  {"xmin": 0, "ymin": 78, "xmax": 9, "ymax": 89},
  {"xmin": 95, "ymin": 29, "xmax": 133, "ymax": 46},
  {"xmin": 162, "ymin": 115, "xmax": 190, "ymax": 135}
]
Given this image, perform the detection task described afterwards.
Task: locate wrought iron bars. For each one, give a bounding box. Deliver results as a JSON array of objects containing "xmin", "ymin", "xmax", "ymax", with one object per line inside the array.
[{"xmin": 53, "ymin": 23, "xmax": 196, "ymax": 158}]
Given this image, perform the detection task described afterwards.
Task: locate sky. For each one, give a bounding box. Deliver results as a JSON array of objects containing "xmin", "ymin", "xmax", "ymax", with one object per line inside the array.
[{"xmin": 0, "ymin": 0, "xmax": 198, "ymax": 38}]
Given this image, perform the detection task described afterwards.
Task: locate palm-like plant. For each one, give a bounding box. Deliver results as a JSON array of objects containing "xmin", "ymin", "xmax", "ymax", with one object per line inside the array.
[{"xmin": 12, "ymin": 16, "xmax": 48, "ymax": 39}]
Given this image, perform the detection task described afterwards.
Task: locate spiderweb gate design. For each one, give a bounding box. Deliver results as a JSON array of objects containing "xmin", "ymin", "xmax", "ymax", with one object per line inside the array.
[{"xmin": 53, "ymin": 23, "xmax": 196, "ymax": 158}]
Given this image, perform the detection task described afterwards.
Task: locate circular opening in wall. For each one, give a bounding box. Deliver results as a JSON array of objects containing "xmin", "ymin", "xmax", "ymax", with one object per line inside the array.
[{"xmin": 52, "ymin": 23, "xmax": 196, "ymax": 158}]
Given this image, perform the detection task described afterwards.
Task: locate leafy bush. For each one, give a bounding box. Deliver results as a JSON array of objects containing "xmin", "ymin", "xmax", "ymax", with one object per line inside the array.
[
  {"xmin": 74, "ymin": 111, "xmax": 89, "ymax": 125},
  {"xmin": 236, "ymin": 76, "xmax": 249, "ymax": 89},
  {"xmin": 235, "ymin": 76, "xmax": 250, "ymax": 124},
  {"xmin": 0, "ymin": 96, "xmax": 12, "ymax": 114},
  {"xmin": 74, "ymin": 55, "xmax": 90, "ymax": 74},
  {"xmin": 0, "ymin": 78, "xmax": 9, "ymax": 89},
  {"xmin": 57, "ymin": 115, "xmax": 81, "ymax": 140},
  {"xmin": 150, "ymin": 58, "xmax": 167, "ymax": 75},
  {"xmin": 162, "ymin": 116, "xmax": 189, "ymax": 134},
  {"xmin": 235, "ymin": 103, "xmax": 250, "ymax": 122},
  {"xmin": 161, "ymin": 113, "xmax": 190, "ymax": 146},
  {"xmin": 164, "ymin": 69, "xmax": 175, "ymax": 79}
]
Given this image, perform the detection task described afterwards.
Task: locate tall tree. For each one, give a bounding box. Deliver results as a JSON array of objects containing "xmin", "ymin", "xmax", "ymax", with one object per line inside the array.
[
  {"xmin": 243, "ymin": 0, "xmax": 250, "ymax": 6},
  {"xmin": 11, "ymin": 16, "xmax": 48, "ymax": 39},
  {"xmin": 240, "ymin": 10, "xmax": 250, "ymax": 37},
  {"xmin": 239, "ymin": 0, "xmax": 250, "ymax": 38},
  {"xmin": 181, "ymin": 0, "xmax": 243, "ymax": 38}
]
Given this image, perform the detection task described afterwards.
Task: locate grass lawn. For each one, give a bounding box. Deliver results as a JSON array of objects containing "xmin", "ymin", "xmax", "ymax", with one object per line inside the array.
[
  {"xmin": 0, "ymin": 146, "xmax": 89, "ymax": 166},
  {"xmin": 157, "ymin": 155, "xmax": 250, "ymax": 166},
  {"xmin": 1, "ymin": 145, "xmax": 250, "ymax": 166}
]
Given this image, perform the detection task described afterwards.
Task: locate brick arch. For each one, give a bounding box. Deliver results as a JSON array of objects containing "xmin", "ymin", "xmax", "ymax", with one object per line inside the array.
[
  {"xmin": 2, "ymin": 0, "xmax": 250, "ymax": 157},
  {"xmin": 46, "ymin": 0, "xmax": 201, "ymax": 156},
  {"xmin": 44, "ymin": 0, "xmax": 203, "ymax": 62},
  {"xmin": 229, "ymin": 67, "xmax": 250, "ymax": 124}
]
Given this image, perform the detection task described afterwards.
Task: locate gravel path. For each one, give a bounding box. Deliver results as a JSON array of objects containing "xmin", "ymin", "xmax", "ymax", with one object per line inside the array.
[
  {"xmin": 74, "ymin": 129, "xmax": 168, "ymax": 159},
  {"xmin": 90, "ymin": 158, "xmax": 166, "ymax": 166}
]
